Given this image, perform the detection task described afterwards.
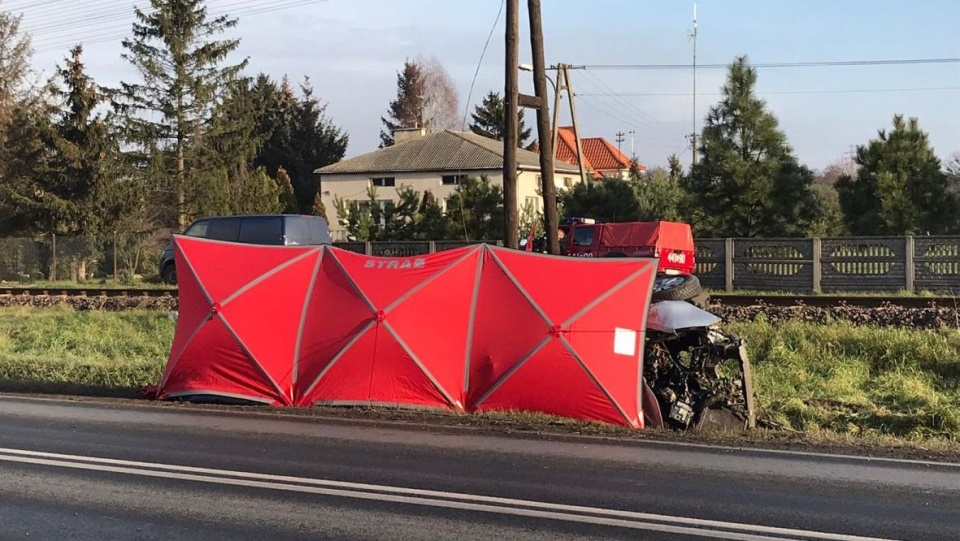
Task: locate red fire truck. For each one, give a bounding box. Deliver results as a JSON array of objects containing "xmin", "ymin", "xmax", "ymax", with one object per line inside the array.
[{"xmin": 525, "ymin": 217, "xmax": 703, "ymax": 302}]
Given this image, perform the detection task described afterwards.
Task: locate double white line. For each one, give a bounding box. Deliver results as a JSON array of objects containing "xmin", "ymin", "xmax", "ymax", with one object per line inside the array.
[{"xmin": 0, "ymin": 446, "xmax": 896, "ymax": 541}]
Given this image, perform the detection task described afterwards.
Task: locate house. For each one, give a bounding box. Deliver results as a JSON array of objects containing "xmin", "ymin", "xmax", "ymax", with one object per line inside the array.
[
  {"xmin": 543, "ymin": 127, "xmax": 647, "ymax": 180},
  {"xmin": 314, "ymin": 128, "xmax": 581, "ymax": 240}
]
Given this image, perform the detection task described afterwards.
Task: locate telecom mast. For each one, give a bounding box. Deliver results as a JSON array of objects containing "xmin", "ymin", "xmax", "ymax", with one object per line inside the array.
[{"xmin": 690, "ymin": 2, "xmax": 699, "ymax": 166}]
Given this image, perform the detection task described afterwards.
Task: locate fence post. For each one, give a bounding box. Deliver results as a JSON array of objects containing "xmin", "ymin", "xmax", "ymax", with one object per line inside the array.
[
  {"xmin": 724, "ymin": 238, "xmax": 734, "ymax": 292},
  {"xmin": 364, "ymin": 242, "xmax": 373, "ymax": 256},
  {"xmin": 428, "ymin": 241, "xmax": 437, "ymax": 253},
  {"xmin": 113, "ymin": 230, "xmax": 119, "ymax": 284},
  {"xmin": 50, "ymin": 234, "xmax": 58, "ymax": 281},
  {"xmin": 812, "ymin": 237, "xmax": 822, "ymax": 294},
  {"xmin": 905, "ymin": 235, "xmax": 915, "ymax": 294}
]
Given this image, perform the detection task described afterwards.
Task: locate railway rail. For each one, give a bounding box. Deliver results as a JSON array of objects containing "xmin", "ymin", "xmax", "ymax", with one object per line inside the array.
[{"xmin": 0, "ymin": 286, "xmax": 956, "ymax": 309}]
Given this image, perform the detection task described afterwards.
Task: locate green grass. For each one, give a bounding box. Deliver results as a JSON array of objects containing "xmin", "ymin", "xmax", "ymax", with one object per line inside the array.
[
  {"xmin": 0, "ymin": 307, "xmax": 958, "ymax": 446},
  {"xmin": 730, "ymin": 319, "xmax": 960, "ymax": 441},
  {"xmin": 0, "ymin": 306, "xmax": 174, "ymax": 397}
]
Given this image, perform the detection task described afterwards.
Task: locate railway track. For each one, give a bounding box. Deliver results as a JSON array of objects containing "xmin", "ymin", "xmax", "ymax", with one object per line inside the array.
[
  {"xmin": 0, "ymin": 286, "xmax": 956, "ymax": 309},
  {"xmin": 708, "ymin": 294, "xmax": 959, "ymax": 309},
  {"xmin": 0, "ymin": 286, "xmax": 175, "ymax": 298}
]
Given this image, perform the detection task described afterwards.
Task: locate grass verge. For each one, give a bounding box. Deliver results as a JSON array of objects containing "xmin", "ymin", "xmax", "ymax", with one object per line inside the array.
[
  {"xmin": 0, "ymin": 307, "xmax": 958, "ymax": 457},
  {"xmin": 0, "ymin": 306, "xmax": 171, "ymax": 397}
]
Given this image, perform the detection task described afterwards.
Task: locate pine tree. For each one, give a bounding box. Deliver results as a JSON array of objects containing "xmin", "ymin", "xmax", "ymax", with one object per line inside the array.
[
  {"xmin": 43, "ymin": 45, "xmax": 120, "ymax": 239},
  {"xmin": 276, "ymin": 167, "xmax": 297, "ymax": 213},
  {"xmin": 682, "ymin": 56, "xmax": 820, "ymax": 237},
  {"xmin": 0, "ymin": 9, "xmax": 44, "ymax": 236},
  {"xmin": 380, "ymin": 61, "xmax": 426, "ymax": 147},
  {"xmin": 116, "ymin": 0, "xmax": 248, "ymax": 230},
  {"xmin": 0, "ymin": 9, "xmax": 31, "ymax": 137},
  {"xmin": 469, "ymin": 91, "xmax": 531, "ymax": 147},
  {"xmin": 836, "ymin": 115, "xmax": 958, "ymax": 235},
  {"xmin": 252, "ymin": 75, "xmax": 348, "ymax": 212}
]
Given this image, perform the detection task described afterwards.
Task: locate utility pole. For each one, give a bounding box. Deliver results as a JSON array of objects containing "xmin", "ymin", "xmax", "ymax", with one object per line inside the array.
[
  {"xmin": 551, "ymin": 64, "xmax": 589, "ymax": 184},
  {"xmin": 503, "ymin": 0, "xmax": 520, "ymax": 249},
  {"xmin": 526, "ymin": 0, "xmax": 559, "ymax": 255},
  {"xmin": 629, "ymin": 129, "xmax": 636, "ymax": 158},
  {"xmin": 689, "ymin": 2, "xmax": 699, "ymax": 166},
  {"xmin": 615, "ymin": 131, "xmax": 626, "ymax": 154}
]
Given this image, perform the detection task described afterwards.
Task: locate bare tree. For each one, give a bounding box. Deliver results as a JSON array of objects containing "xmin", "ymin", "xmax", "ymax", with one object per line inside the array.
[
  {"xmin": 947, "ymin": 151, "xmax": 960, "ymax": 196},
  {"xmin": 380, "ymin": 56, "xmax": 460, "ymax": 146},
  {"xmin": 815, "ymin": 157, "xmax": 858, "ymax": 186},
  {"xmin": 416, "ymin": 55, "xmax": 460, "ymax": 132}
]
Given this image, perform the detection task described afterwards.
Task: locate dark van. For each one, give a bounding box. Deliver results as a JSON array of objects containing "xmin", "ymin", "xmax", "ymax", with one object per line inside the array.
[{"xmin": 159, "ymin": 214, "xmax": 332, "ymax": 284}]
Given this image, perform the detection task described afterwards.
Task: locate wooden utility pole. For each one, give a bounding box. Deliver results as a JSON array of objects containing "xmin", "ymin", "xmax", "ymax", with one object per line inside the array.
[
  {"xmin": 526, "ymin": 0, "xmax": 559, "ymax": 255},
  {"xmin": 503, "ymin": 0, "xmax": 520, "ymax": 249},
  {"xmin": 560, "ymin": 65, "xmax": 589, "ymax": 184}
]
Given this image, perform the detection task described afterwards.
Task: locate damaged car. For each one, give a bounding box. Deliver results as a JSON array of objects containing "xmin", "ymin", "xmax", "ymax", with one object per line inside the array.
[{"xmin": 528, "ymin": 217, "xmax": 757, "ymax": 431}]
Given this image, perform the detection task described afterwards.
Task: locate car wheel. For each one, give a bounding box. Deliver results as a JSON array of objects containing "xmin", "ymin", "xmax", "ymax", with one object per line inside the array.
[
  {"xmin": 651, "ymin": 274, "xmax": 702, "ymax": 302},
  {"xmin": 162, "ymin": 264, "xmax": 178, "ymax": 285}
]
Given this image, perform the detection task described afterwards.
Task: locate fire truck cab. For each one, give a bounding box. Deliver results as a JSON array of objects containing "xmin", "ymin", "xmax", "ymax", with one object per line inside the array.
[{"xmin": 558, "ymin": 217, "xmax": 696, "ymax": 276}]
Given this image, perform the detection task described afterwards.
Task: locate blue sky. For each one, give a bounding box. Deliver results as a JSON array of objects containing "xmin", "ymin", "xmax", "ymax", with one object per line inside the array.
[{"xmin": 18, "ymin": 0, "xmax": 960, "ymax": 171}]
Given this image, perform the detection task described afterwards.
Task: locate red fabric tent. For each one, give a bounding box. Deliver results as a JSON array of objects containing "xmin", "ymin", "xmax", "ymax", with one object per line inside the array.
[{"xmin": 158, "ymin": 236, "xmax": 658, "ymax": 427}]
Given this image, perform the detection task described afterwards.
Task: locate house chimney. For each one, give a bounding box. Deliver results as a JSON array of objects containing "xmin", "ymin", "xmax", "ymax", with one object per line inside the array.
[{"xmin": 393, "ymin": 127, "xmax": 426, "ymax": 145}]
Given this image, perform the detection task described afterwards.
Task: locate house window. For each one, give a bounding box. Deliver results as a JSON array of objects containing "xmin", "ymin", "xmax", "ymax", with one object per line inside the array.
[
  {"xmin": 370, "ymin": 177, "xmax": 396, "ymax": 187},
  {"xmin": 563, "ymin": 177, "xmax": 573, "ymax": 188},
  {"xmin": 524, "ymin": 196, "xmax": 539, "ymax": 212},
  {"xmin": 442, "ymin": 174, "xmax": 467, "ymax": 185}
]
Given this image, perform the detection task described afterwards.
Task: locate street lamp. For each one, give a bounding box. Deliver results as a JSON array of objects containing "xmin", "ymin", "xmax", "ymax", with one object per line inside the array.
[{"xmin": 519, "ymin": 63, "xmax": 556, "ymax": 93}]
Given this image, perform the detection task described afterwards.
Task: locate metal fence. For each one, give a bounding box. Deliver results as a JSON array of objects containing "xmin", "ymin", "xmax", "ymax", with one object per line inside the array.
[
  {"xmin": 0, "ymin": 234, "xmax": 169, "ymax": 283},
  {"xmin": 332, "ymin": 240, "xmax": 504, "ymax": 257},
  {"xmin": 3, "ymin": 234, "xmax": 957, "ymax": 294},
  {"xmin": 695, "ymin": 236, "xmax": 960, "ymax": 294}
]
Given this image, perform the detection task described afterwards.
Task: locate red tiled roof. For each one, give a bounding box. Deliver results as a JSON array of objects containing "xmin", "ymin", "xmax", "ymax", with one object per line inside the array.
[{"xmin": 536, "ymin": 127, "xmax": 646, "ymax": 179}]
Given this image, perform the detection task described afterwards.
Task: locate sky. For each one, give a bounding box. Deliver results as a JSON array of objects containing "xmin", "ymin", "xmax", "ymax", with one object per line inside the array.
[{"xmin": 12, "ymin": 0, "xmax": 960, "ymax": 171}]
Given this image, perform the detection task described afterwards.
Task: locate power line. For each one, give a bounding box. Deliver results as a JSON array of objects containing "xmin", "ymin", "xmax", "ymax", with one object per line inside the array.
[
  {"xmin": 579, "ymin": 58, "xmax": 960, "ymax": 71},
  {"xmin": 578, "ymin": 86, "xmax": 960, "ymax": 97},
  {"xmin": 30, "ymin": 0, "xmax": 333, "ymax": 54}
]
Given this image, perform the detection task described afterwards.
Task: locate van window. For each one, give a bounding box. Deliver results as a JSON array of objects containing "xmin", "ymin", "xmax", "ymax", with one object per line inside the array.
[
  {"xmin": 184, "ymin": 220, "xmax": 210, "ymax": 238},
  {"xmin": 572, "ymin": 226, "xmax": 596, "ymax": 247},
  {"xmin": 238, "ymin": 216, "xmax": 283, "ymax": 244},
  {"xmin": 205, "ymin": 219, "xmax": 241, "ymax": 242},
  {"xmin": 283, "ymin": 216, "xmax": 330, "ymax": 245}
]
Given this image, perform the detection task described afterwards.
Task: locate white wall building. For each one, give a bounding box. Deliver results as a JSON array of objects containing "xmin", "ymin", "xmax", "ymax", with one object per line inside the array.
[{"xmin": 315, "ymin": 129, "xmax": 581, "ymax": 240}]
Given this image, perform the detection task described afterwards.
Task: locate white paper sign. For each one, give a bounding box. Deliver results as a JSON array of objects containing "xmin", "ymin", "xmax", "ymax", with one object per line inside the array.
[{"xmin": 613, "ymin": 328, "xmax": 637, "ymax": 357}]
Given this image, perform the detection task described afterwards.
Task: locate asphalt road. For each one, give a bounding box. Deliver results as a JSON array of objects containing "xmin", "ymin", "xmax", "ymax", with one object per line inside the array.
[{"xmin": 0, "ymin": 396, "xmax": 957, "ymax": 541}]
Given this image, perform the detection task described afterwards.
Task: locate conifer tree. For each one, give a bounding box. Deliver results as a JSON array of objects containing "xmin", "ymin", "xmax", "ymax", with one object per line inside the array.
[
  {"xmin": 469, "ymin": 91, "xmax": 531, "ymax": 147},
  {"xmin": 836, "ymin": 115, "xmax": 959, "ymax": 235},
  {"xmin": 682, "ymin": 56, "xmax": 820, "ymax": 237},
  {"xmin": 117, "ymin": 0, "xmax": 248, "ymax": 229}
]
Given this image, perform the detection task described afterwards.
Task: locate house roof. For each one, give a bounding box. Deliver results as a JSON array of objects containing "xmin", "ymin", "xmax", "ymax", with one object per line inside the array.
[
  {"xmin": 316, "ymin": 129, "xmax": 581, "ymax": 176},
  {"xmin": 539, "ymin": 127, "xmax": 647, "ymax": 179}
]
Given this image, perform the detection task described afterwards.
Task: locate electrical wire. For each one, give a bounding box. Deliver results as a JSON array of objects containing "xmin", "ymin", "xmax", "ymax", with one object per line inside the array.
[
  {"xmin": 578, "ymin": 86, "xmax": 960, "ymax": 97},
  {"xmin": 577, "ymin": 69, "xmax": 668, "ymax": 130},
  {"xmin": 452, "ymin": 0, "xmax": 505, "ymax": 242},
  {"xmin": 30, "ymin": 0, "xmax": 333, "ymax": 54},
  {"xmin": 580, "ymin": 58, "xmax": 960, "ymax": 71}
]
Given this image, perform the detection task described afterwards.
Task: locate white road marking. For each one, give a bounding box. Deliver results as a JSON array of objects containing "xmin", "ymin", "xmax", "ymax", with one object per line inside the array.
[{"xmin": 0, "ymin": 447, "xmax": 897, "ymax": 541}]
